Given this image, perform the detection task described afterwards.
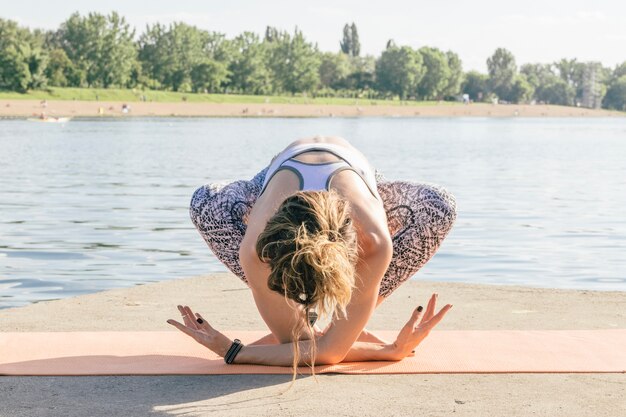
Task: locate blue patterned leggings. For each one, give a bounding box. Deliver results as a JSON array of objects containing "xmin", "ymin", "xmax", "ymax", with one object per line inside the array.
[{"xmin": 189, "ymin": 167, "xmax": 457, "ymax": 298}]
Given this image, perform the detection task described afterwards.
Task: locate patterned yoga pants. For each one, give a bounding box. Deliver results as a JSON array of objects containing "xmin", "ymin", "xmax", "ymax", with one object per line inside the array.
[{"xmin": 189, "ymin": 167, "xmax": 457, "ymax": 298}]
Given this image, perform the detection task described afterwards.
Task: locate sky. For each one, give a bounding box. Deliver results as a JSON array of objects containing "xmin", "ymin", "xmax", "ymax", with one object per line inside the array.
[{"xmin": 2, "ymin": 0, "xmax": 626, "ymax": 73}]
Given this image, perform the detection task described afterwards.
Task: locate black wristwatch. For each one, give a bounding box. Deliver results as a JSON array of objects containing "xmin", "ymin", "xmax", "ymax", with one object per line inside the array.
[{"xmin": 224, "ymin": 339, "xmax": 244, "ymax": 364}]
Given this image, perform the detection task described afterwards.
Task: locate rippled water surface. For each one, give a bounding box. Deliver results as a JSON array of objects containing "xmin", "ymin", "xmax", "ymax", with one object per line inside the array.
[{"xmin": 1, "ymin": 116, "xmax": 625, "ymax": 308}]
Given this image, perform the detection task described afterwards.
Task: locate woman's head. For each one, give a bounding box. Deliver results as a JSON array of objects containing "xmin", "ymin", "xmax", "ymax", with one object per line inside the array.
[{"xmin": 255, "ymin": 190, "xmax": 358, "ymax": 320}]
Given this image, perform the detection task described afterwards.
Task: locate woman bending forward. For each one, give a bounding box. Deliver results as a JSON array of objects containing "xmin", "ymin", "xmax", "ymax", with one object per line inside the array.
[{"xmin": 168, "ymin": 136, "xmax": 457, "ymax": 368}]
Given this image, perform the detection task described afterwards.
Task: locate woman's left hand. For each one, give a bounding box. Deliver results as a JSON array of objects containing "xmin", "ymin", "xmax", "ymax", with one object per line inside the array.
[
  {"xmin": 167, "ymin": 305, "xmax": 233, "ymax": 358},
  {"xmin": 391, "ymin": 293, "xmax": 453, "ymax": 359}
]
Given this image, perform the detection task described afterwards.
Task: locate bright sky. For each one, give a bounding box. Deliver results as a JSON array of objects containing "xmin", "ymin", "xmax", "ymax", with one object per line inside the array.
[{"xmin": 3, "ymin": 0, "xmax": 626, "ymax": 72}]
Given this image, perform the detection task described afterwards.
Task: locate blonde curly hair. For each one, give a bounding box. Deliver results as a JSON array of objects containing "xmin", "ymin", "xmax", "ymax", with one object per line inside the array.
[{"xmin": 255, "ymin": 189, "xmax": 359, "ymax": 374}]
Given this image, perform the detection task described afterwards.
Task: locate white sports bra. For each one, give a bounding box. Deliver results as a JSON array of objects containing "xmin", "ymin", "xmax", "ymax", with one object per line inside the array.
[{"xmin": 259, "ymin": 143, "xmax": 380, "ymax": 200}]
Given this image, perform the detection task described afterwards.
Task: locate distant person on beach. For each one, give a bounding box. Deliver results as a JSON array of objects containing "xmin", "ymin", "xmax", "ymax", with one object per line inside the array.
[{"xmin": 168, "ymin": 136, "xmax": 456, "ymax": 371}]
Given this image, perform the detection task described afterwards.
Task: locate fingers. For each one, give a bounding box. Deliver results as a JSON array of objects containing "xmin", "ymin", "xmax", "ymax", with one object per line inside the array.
[
  {"xmin": 194, "ymin": 312, "xmax": 212, "ymax": 330},
  {"xmin": 422, "ymin": 304, "xmax": 453, "ymax": 331},
  {"xmin": 166, "ymin": 318, "xmax": 198, "ymax": 339},
  {"xmin": 409, "ymin": 305, "xmax": 424, "ymax": 329},
  {"xmin": 178, "ymin": 305, "xmax": 199, "ymax": 330},
  {"xmin": 421, "ymin": 293, "xmax": 437, "ymax": 324},
  {"xmin": 184, "ymin": 306, "xmax": 200, "ymax": 330},
  {"xmin": 177, "ymin": 305, "xmax": 192, "ymax": 328}
]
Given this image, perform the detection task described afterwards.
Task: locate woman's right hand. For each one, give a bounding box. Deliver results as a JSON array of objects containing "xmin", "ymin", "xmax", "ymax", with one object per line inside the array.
[{"xmin": 391, "ymin": 293, "xmax": 453, "ymax": 360}]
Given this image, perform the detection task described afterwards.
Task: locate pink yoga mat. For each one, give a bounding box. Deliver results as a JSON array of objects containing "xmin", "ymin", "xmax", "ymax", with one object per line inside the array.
[{"xmin": 1, "ymin": 330, "xmax": 625, "ymax": 375}]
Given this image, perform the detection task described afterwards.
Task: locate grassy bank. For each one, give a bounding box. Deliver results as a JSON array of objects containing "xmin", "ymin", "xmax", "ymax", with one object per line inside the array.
[{"xmin": 0, "ymin": 87, "xmax": 457, "ymax": 107}]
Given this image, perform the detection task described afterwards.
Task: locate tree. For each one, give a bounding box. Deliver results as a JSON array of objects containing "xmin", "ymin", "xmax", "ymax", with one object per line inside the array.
[
  {"xmin": 520, "ymin": 63, "xmax": 556, "ymax": 90},
  {"xmin": 350, "ymin": 23, "xmax": 360, "ymax": 57},
  {"xmin": 265, "ymin": 27, "xmax": 320, "ymax": 94},
  {"xmin": 375, "ymin": 45, "xmax": 425, "ymax": 99},
  {"xmin": 264, "ymin": 26, "xmax": 279, "ymax": 43},
  {"xmin": 579, "ymin": 61, "xmax": 609, "ymax": 108},
  {"xmin": 486, "ymin": 48, "xmax": 517, "ymax": 101},
  {"xmin": 57, "ymin": 12, "xmax": 137, "ymax": 88},
  {"xmin": 0, "ymin": 18, "xmax": 47, "ymax": 92},
  {"xmin": 535, "ymin": 77, "xmax": 575, "ymax": 105},
  {"xmin": 602, "ymin": 75, "xmax": 626, "ymax": 111},
  {"xmin": 520, "ymin": 63, "xmax": 576, "ymax": 105},
  {"xmin": 442, "ymin": 50, "xmax": 463, "ymax": 99},
  {"xmin": 416, "ymin": 46, "xmax": 450, "ymax": 100},
  {"xmin": 138, "ymin": 22, "xmax": 230, "ymax": 92},
  {"xmin": 343, "ymin": 55, "xmax": 376, "ymax": 91},
  {"xmin": 44, "ymin": 48, "xmax": 77, "ymax": 87},
  {"xmin": 339, "ymin": 22, "xmax": 360, "ymax": 57},
  {"xmin": 612, "ymin": 61, "xmax": 626, "ymax": 79},
  {"xmin": 340, "ymin": 24, "xmax": 351, "ymax": 56},
  {"xmin": 509, "ymin": 74, "xmax": 534, "ymax": 103},
  {"xmin": 228, "ymin": 31, "xmax": 271, "ymax": 94},
  {"xmin": 319, "ymin": 51, "xmax": 351, "ymax": 89},
  {"xmin": 553, "ymin": 58, "xmax": 586, "ymax": 103},
  {"xmin": 461, "ymin": 71, "xmax": 488, "ymax": 101},
  {"xmin": 190, "ymin": 61, "xmax": 229, "ymax": 93}
]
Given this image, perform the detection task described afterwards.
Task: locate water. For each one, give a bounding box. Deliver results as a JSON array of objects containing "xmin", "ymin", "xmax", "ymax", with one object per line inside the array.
[{"xmin": 1, "ymin": 116, "xmax": 625, "ymax": 309}]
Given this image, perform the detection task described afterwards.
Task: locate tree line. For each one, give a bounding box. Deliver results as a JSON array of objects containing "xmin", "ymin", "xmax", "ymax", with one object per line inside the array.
[{"xmin": 1, "ymin": 12, "xmax": 625, "ymax": 110}]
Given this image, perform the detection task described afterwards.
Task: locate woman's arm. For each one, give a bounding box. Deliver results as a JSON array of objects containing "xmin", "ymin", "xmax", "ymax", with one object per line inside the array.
[
  {"xmin": 167, "ymin": 294, "xmax": 452, "ymax": 365},
  {"xmin": 167, "ymin": 305, "xmax": 397, "ymax": 365},
  {"xmin": 234, "ymin": 339, "xmax": 396, "ymax": 366}
]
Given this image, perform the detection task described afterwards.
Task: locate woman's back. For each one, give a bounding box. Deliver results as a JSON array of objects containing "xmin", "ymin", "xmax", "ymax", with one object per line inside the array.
[
  {"xmin": 238, "ymin": 135, "xmax": 393, "ymax": 344},
  {"xmin": 240, "ymin": 135, "xmax": 390, "ymax": 276}
]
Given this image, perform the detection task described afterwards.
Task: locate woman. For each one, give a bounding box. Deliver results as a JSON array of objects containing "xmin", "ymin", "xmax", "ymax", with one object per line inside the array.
[{"xmin": 167, "ymin": 135, "xmax": 457, "ymax": 369}]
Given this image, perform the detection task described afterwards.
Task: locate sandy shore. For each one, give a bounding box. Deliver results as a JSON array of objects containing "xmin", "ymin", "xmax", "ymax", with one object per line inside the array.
[
  {"xmin": 1, "ymin": 99, "xmax": 625, "ymax": 118},
  {"xmin": 1, "ymin": 273, "xmax": 625, "ymax": 417}
]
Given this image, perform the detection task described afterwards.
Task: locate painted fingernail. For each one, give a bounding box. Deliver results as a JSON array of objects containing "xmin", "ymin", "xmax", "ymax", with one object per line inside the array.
[
  {"xmin": 417, "ymin": 306, "xmax": 423, "ymax": 312},
  {"xmin": 411, "ymin": 349, "xmax": 415, "ymax": 354},
  {"xmin": 196, "ymin": 318, "xmax": 204, "ymax": 324}
]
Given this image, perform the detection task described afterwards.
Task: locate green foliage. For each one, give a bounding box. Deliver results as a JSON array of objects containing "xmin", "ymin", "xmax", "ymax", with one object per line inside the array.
[
  {"xmin": 554, "ymin": 58, "xmax": 585, "ymax": 99},
  {"xmin": 340, "ymin": 23, "xmax": 360, "ymax": 57},
  {"xmin": 535, "ymin": 77, "xmax": 575, "ymax": 105},
  {"xmin": 613, "ymin": 62, "xmax": 626, "ymax": 79},
  {"xmin": 486, "ymin": 48, "xmax": 517, "ymax": 101},
  {"xmin": 57, "ymin": 12, "xmax": 136, "ymax": 88},
  {"xmin": 0, "ymin": 18, "xmax": 47, "ymax": 92},
  {"xmin": 375, "ymin": 45, "xmax": 425, "ymax": 99},
  {"xmin": 461, "ymin": 70, "xmax": 488, "ymax": 101},
  {"xmin": 138, "ymin": 22, "xmax": 227, "ymax": 92},
  {"xmin": 44, "ymin": 48, "xmax": 70, "ymax": 87},
  {"xmin": 350, "ymin": 23, "xmax": 360, "ymax": 57},
  {"xmin": 343, "ymin": 55, "xmax": 376, "ymax": 91},
  {"xmin": 416, "ymin": 46, "xmax": 451, "ymax": 100},
  {"xmin": 319, "ymin": 52, "xmax": 351, "ymax": 89},
  {"xmin": 228, "ymin": 32, "xmax": 271, "ymax": 94},
  {"xmin": 191, "ymin": 61, "xmax": 229, "ymax": 93},
  {"xmin": 0, "ymin": 86, "xmax": 463, "ymax": 107},
  {"xmin": 0, "ymin": 11, "xmax": 622, "ymax": 111},
  {"xmin": 520, "ymin": 63, "xmax": 556, "ymax": 90},
  {"xmin": 603, "ymin": 75, "xmax": 626, "ymax": 110},
  {"xmin": 265, "ymin": 27, "xmax": 320, "ymax": 94},
  {"xmin": 442, "ymin": 51, "xmax": 464, "ymax": 99},
  {"xmin": 509, "ymin": 74, "xmax": 534, "ymax": 103},
  {"xmin": 264, "ymin": 26, "xmax": 280, "ymax": 43}
]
